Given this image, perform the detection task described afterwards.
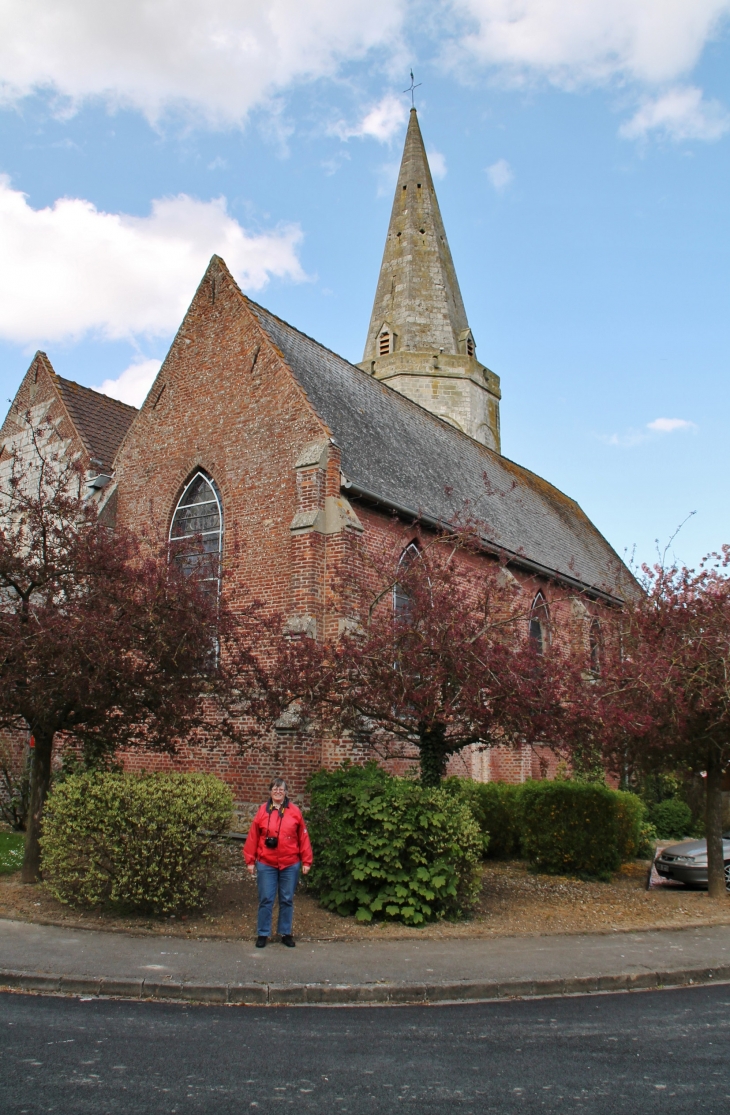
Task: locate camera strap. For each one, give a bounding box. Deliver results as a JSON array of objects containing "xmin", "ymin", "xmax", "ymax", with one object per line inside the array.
[{"xmin": 264, "ymin": 801, "xmax": 286, "ymax": 842}]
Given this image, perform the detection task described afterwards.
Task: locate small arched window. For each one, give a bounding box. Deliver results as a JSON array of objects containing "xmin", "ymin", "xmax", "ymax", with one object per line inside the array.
[
  {"xmin": 589, "ymin": 618, "xmax": 603, "ymax": 676},
  {"xmin": 169, "ymin": 471, "xmax": 223, "ymax": 594},
  {"xmin": 529, "ymin": 592, "xmax": 549, "ymax": 655},
  {"xmin": 393, "ymin": 542, "xmax": 420, "ymax": 619}
]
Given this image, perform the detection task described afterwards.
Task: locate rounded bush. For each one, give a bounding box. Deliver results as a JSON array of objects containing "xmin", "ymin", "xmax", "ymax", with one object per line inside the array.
[
  {"xmin": 306, "ymin": 763, "xmax": 482, "ymax": 925},
  {"xmin": 518, "ymin": 781, "xmax": 621, "ymax": 880},
  {"xmin": 40, "ymin": 772, "xmax": 233, "ymax": 914},
  {"xmin": 650, "ymin": 798, "xmax": 693, "ymax": 840}
]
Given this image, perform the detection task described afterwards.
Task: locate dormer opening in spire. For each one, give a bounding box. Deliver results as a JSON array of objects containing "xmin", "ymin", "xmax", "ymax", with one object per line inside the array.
[
  {"xmin": 377, "ymin": 322, "xmax": 396, "ymax": 356},
  {"xmin": 358, "ymin": 107, "xmax": 501, "ymax": 453}
]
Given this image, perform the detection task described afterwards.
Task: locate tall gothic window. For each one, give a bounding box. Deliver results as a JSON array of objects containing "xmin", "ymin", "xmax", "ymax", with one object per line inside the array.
[
  {"xmin": 589, "ymin": 617, "xmax": 603, "ymax": 676},
  {"xmin": 529, "ymin": 592, "xmax": 549, "ymax": 655},
  {"xmin": 169, "ymin": 471, "xmax": 223, "ymax": 594},
  {"xmin": 393, "ymin": 542, "xmax": 421, "ymax": 619}
]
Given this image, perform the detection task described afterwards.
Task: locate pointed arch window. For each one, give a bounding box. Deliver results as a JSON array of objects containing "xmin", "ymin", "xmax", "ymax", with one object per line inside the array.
[
  {"xmin": 393, "ymin": 542, "xmax": 421, "ymax": 619},
  {"xmin": 589, "ymin": 618, "xmax": 603, "ymax": 676},
  {"xmin": 169, "ymin": 471, "xmax": 223, "ymax": 594},
  {"xmin": 529, "ymin": 592, "xmax": 550, "ymax": 655}
]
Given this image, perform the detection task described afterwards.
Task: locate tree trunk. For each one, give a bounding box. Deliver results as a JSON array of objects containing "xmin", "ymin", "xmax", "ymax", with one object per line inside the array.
[
  {"xmin": 419, "ymin": 724, "xmax": 449, "ymax": 787},
  {"xmin": 705, "ymin": 749, "xmax": 726, "ymax": 900},
  {"xmin": 22, "ymin": 729, "xmax": 54, "ymax": 884}
]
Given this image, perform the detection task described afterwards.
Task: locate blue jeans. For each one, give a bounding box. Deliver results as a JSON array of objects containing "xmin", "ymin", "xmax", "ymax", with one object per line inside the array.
[{"xmin": 256, "ymin": 862, "xmax": 300, "ymax": 937}]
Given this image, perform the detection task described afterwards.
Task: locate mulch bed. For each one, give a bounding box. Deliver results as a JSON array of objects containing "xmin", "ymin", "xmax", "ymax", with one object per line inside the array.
[{"xmin": 2, "ymin": 849, "xmax": 730, "ymax": 942}]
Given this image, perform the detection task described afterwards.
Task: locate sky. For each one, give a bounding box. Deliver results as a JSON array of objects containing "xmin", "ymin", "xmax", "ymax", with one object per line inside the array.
[{"xmin": 0, "ymin": 0, "xmax": 728, "ymax": 572}]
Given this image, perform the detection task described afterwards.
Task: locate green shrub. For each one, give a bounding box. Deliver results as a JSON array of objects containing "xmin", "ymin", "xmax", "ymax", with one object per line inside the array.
[
  {"xmin": 650, "ymin": 798, "xmax": 693, "ymax": 840},
  {"xmin": 40, "ymin": 772, "xmax": 233, "ymax": 914},
  {"xmin": 306, "ymin": 763, "xmax": 482, "ymax": 925},
  {"xmin": 0, "ymin": 831, "xmax": 24, "ymax": 875},
  {"xmin": 443, "ymin": 778, "xmax": 521, "ymax": 858},
  {"xmin": 614, "ymin": 791, "xmax": 648, "ymax": 861},
  {"xmin": 518, "ymin": 780, "xmax": 621, "ymax": 880}
]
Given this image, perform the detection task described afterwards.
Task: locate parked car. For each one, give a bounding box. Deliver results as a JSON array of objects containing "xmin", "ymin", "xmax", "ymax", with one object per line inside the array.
[{"xmin": 655, "ymin": 836, "xmax": 730, "ymax": 889}]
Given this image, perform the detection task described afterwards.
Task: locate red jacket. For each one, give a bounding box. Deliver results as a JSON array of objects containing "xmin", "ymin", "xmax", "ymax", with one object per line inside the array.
[{"xmin": 243, "ymin": 800, "xmax": 313, "ymax": 870}]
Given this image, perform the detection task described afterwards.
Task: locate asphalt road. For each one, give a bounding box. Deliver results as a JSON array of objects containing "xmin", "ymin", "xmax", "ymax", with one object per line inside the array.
[{"xmin": 2, "ymin": 985, "xmax": 729, "ymax": 1114}]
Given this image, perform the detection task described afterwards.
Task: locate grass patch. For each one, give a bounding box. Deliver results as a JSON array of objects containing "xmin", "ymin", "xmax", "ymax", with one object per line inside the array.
[{"xmin": 0, "ymin": 832, "xmax": 24, "ymax": 875}]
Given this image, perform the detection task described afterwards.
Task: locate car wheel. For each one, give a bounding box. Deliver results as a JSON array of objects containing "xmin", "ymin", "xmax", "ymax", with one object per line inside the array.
[{"xmin": 725, "ymin": 862, "xmax": 730, "ymax": 891}]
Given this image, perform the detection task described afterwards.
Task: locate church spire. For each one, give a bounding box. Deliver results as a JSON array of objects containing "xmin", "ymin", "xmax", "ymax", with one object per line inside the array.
[{"xmin": 360, "ymin": 107, "xmax": 501, "ymax": 452}]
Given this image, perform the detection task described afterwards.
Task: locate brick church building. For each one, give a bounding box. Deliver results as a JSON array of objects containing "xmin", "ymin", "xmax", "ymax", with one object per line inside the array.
[{"xmin": 2, "ymin": 109, "xmax": 630, "ymax": 808}]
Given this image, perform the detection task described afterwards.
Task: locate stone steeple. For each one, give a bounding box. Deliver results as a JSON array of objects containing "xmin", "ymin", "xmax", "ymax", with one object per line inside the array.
[{"xmin": 359, "ymin": 108, "xmax": 501, "ymax": 451}]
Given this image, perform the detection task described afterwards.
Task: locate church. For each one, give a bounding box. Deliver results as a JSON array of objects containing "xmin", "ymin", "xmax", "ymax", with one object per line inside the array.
[{"xmin": 2, "ymin": 109, "xmax": 630, "ymax": 807}]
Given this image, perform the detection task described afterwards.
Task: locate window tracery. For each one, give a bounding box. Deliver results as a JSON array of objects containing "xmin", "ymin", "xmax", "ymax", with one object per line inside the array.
[
  {"xmin": 589, "ymin": 617, "xmax": 603, "ymax": 676},
  {"xmin": 393, "ymin": 542, "xmax": 421, "ymax": 619},
  {"xmin": 529, "ymin": 591, "xmax": 550, "ymax": 654},
  {"xmin": 169, "ymin": 471, "xmax": 223, "ymax": 594}
]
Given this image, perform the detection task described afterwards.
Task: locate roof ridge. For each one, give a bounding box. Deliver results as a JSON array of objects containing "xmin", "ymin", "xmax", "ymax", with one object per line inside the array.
[
  {"xmin": 246, "ymin": 297, "xmax": 591, "ymax": 514},
  {"xmin": 245, "ymin": 295, "xmax": 504, "ymax": 453}
]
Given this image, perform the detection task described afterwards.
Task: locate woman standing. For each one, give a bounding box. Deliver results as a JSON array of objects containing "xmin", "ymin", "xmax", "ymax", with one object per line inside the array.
[{"xmin": 243, "ymin": 777, "xmax": 313, "ymax": 948}]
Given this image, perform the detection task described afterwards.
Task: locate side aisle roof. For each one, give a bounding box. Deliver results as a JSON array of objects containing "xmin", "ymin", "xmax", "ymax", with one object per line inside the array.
[
  {"xmin": 54, "ymin": 373, "xmax": 137, "ymax": 472},
  {"xmin": 248, "ymin": 298, "xmax": 632, "ymax": 602}
]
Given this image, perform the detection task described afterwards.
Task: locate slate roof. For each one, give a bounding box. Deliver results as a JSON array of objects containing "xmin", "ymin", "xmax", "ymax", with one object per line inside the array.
[
  {"xmin": 54, "ymin": 375, "xmax": 138, "ymax": 472},
  {"xmin": 248, "ymin": 299, "xmax": 632, "ymax": 602}
]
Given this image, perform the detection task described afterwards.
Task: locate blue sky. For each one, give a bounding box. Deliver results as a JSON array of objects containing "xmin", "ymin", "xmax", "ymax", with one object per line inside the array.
[{"xmin": 1, "ymin": 1, "xmax": 728, "ymax": 571}]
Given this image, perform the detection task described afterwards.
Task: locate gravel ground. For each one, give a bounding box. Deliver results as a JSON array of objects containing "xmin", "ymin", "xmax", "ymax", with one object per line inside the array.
[{"xmin": 2, "ymin": 852, "xmax": 730, "ymax": 942}]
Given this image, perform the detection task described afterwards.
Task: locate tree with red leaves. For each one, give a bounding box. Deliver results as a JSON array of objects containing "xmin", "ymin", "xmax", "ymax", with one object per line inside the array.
[
  {"xmin": 0, "ymin": 414, "xmax": 273, "ymax": 882},
  {"xmin": 595, "ymin": 553, "xmax": 730, "ymax": 898},
  {"xmin": 283, "ymin": 530, "xmax": 575, "ymax": 786}
]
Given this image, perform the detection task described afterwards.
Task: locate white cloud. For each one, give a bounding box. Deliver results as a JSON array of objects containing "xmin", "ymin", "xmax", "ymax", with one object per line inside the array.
[
  {"xmin": 450, "ymin": 0, "xmax": 730, "ymax": 87},
  {"xmin": 93, "ymin": 358, "xmax": 162, "ymax": 408},
  {"xmin": 601, "ymin": 416, "xmax": 697, "ymax": 445},
  {"xmin": 647, "ymin": 417, "xmax": 698, "ymax": 433},
  {"xmin": 427, "ymin": 147, "xmax": 447, "ymax": 179},
  {"xmin": 448, "ymin": 0, "xmax": 730, "ymax": 142},
  {"xmin": 0, "ymin": 0, "xmax": 406, "ymax": 126},
  {"xmin": 0, "ymin": 176, "xmax": 307, "ymax": 346},
  {"xmin": 486, "ymin": 157, "xmax": 513, "ymax": 191},
  {"xmin": 333, "ymin": 95, "xmax": 409, "ymax": 144},
  {"xmin": 620, "ymin": 86, "xmax": 730, "ymax": 141}
]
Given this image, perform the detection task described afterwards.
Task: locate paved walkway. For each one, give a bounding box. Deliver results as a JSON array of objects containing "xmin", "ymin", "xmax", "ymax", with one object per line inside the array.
[{"xmin": 2, "ymin": 918, "xmax": 730, "ymax": 1005}]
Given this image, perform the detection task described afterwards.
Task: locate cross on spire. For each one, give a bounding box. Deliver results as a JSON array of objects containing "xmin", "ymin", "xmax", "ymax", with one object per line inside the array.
[{"xmin": 403, "ymin": 70, "xmax": 422, "ymax": 108}]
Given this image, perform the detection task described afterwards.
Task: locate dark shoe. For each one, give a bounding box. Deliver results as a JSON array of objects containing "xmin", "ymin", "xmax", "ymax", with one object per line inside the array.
[
  {"xmin": 281, "ymin": 935, "xmax": 296, "ymax": 948},
  {"xmin": 255, "ymin": 936, "xmax": 268, "ymax": 948}
]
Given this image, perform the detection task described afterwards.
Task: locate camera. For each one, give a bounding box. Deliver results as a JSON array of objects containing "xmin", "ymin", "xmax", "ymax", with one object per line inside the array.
[{"xmin": 264, "ymin": 836, "xmax": 278, "ymax": 849}]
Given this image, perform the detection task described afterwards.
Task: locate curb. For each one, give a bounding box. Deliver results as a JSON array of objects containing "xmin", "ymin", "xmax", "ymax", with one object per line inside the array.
[{"xmin": 2, "ymin": 965, "xmax": 730, "ymax": 1006}]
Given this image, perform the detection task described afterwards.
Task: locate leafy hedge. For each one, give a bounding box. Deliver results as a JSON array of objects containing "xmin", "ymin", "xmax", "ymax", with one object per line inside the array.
[
  {"xmin": 40, "ymin": 772, "xmax": 233, "ymax": 914},
  {"xmin": 446, "ymin": 777, "xmax": 653, "ymax": 879},
  {"xmin": 443, "ymin": 778, "xmax": 521, "ymax": 858},
  {"xmin": 614, "ymin": 791, "xmax": 649, "ymax": 860},
  {"xmin": 518, "ymin": 781, "xmax": 621, "ymax": 880},
  {"xmin": 306, "ymin": 764, "xmax": 482, "ymax": 925}
]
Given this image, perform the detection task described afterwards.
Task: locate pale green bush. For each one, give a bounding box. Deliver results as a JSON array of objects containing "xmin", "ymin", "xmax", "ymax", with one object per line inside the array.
[{"xmin": 41, "ymin": 772, "xmax": 233, "ymax": 914}]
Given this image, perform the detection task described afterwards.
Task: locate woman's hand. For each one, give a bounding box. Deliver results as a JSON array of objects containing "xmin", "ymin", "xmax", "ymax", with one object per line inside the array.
[
  {"xmin": 302, "ymin": 865, "xmax": 311, "ymax": 875},
  {"xmin": 247, "ymin": 864, "xmax": 256, "ymax": 876}
]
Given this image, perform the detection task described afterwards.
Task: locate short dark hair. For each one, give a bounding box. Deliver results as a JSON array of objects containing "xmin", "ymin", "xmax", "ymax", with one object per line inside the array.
[{"xmin": 269, "ymin": 777, "xmax": 287, "ymax": 792}]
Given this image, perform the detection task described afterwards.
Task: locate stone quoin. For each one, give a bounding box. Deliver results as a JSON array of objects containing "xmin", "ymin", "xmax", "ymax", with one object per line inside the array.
[{"xmin": 0, "ymin": 109, "xmax": 632, "ymax": 811}]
